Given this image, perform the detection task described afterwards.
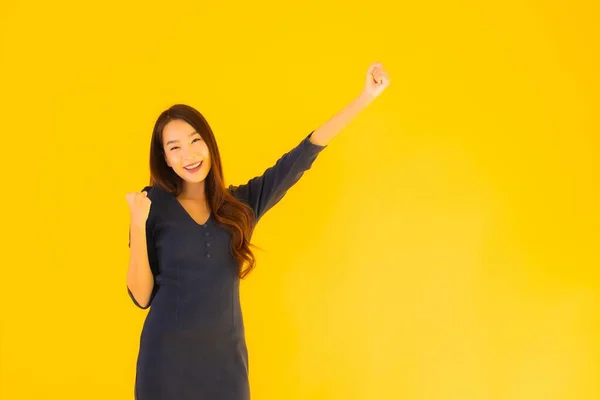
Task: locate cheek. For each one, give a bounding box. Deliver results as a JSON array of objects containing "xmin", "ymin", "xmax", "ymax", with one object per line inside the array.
[
  {"xmin": 165, "ymin": 153, "xmax": 177, "ymax": 166},
  {"xmin": 200, "ymin": 145, "xmax": 211, "ymax": 159}
]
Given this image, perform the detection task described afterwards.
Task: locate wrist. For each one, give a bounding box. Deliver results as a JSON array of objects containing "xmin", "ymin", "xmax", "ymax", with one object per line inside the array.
[
  {"xmin": 358, "ymin": 90, "xmax": 376, "ymax": 105},
  {"xmin": 131, "ymin": 221, "xmax": 147, "ymax": 232}
]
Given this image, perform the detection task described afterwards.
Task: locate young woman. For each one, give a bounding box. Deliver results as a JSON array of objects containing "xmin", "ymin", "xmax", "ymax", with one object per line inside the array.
[{"xmin": 125, "ymin": 62, "xmax": 390, "ymax": 400}]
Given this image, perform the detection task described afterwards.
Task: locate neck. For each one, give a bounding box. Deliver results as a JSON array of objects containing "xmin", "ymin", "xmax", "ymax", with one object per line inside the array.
[{"xmin": 180, "ymin": 181, "xmax": 206, "ymax": 200}]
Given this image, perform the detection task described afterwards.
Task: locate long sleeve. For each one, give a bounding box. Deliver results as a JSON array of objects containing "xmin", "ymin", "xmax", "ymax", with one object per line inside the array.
[{"xmin": 228, "ymin": 131, "xmax": 327, "ymax": 224}]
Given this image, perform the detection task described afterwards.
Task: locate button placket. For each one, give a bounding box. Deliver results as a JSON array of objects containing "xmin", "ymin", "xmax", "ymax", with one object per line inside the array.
[{"xmin": 204, "ymin": 230, "xmax": 212, "ymax": 259}]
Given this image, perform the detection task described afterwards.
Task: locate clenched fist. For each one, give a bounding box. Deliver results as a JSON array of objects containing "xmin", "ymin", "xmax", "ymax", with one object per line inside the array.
[
  {"xmin": 363, "ymin": 62, "xmax": 390, "ymax": 99},
  {"xmin": 126, "ymin": 190, "xmax": 152, "ymax": 228}
]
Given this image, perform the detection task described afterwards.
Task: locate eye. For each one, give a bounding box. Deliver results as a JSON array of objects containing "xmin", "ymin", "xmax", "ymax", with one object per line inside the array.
[
  {"xmin": 169, "ymin": 146, "xmax": 179, "ymax": 151},
  {"xmin": 192, "ymin": 137, "xmax": 202, "ymax": 143}
]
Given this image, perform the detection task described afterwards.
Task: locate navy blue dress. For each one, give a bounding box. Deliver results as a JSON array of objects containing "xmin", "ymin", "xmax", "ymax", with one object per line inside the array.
[{"xmin": 127, "ymin": 132, "xmax": 327, "ymax": 400}]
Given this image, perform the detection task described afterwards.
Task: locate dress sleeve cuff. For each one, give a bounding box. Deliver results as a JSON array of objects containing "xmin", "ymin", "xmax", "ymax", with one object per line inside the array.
[{"xmin": 303, "ymin": 131, "xmax": 328, "ymax": 153}]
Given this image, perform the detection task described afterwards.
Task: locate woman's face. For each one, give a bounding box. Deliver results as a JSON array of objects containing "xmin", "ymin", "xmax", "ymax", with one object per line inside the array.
[{"xmin": 162, "ymin": 119, "xmax": 212, "ymax": 183}]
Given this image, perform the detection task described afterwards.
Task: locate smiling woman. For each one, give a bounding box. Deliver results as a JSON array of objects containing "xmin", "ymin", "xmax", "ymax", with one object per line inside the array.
[
  {"xmin": 125, "ymin": 103, "xmax": 329, "ymax": 400},
  {"xmin": 123, "ymin": 63, "xmax": 390, "ymax": 400},
  {"xmin": 163, "ymin": 122, "xmax": 211, "ymax": 180}
]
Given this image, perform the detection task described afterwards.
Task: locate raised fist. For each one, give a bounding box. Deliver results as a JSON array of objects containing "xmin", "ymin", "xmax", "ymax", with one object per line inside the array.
[
  {"xmin": 125, "ymin": 190, "xmax": 151, "ymax": 228},
  {"xmin": 363, "ymin": 62, "xmax": 390, "ymax": 99}
]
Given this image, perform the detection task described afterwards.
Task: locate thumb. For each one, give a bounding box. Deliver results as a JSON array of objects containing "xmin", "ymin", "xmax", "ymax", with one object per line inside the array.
[{"xmin": 367, "ymin": 62, "xmax": 380, "ymax": 75}]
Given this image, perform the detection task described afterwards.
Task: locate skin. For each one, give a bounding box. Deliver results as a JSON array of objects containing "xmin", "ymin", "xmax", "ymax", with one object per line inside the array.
[
  {"xmin": 308, "ymin": 62, "xmax": 390, "ymax": 147},
  {"xmin": 125, "ymin": 61, "xmax": 391, "ymax": 307},
  {"xmin": 162, "ymin": 118, "xmax": 213, "ymax": 222}
]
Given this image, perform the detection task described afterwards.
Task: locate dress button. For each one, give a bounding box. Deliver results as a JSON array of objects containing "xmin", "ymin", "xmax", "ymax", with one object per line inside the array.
[
  {"xmin": 205, "ymin": 252, "xmax": 212, "ymax": 259},
  {"xmin": 206, "ymin": 242, "xmax": 211, "ymax": 247},
  {"xmin": 204, "ymin": 231, "xmax": 210, "ymax": 237}
]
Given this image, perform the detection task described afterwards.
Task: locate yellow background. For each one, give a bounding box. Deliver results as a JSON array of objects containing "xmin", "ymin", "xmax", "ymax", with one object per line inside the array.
[{"xmin": 1, "ymin": 0, "xmax": 598, "ymax": 399}]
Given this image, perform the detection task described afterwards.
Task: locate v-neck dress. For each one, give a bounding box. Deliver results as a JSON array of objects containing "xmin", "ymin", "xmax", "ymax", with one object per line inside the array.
[{"xmin": 127, "ymin": 132, "xmax": 327, "ymax": 400}]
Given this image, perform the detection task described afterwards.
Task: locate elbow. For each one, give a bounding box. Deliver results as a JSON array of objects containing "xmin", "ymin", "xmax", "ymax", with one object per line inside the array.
[{"xmin": 127, "ymin": 286, "xmax": 151, "ymax": 309}]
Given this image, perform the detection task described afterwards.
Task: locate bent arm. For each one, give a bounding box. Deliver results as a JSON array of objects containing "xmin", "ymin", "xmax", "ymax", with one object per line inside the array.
[{"xmin": 126, "ymin": 224, "xmax": 155, "ymax": 309}]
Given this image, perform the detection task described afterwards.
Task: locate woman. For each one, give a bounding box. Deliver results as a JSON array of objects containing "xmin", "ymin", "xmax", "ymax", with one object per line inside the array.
[{"xmin": 125, "ymin": 62, "xmax": 390, "ymax": 400}]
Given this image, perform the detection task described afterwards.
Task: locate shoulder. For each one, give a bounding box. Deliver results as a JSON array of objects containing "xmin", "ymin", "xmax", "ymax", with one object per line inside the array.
[
  {"xmin": 140, "ymin": 185, "xmax": 169, "ymax": 222},
  {"xmin": 141, "ymin": 184, "xmax": 169, "ymax": 200},
  {"xmin": 141, "ymin": 185, "xmax": 154, "ymax": 192},
  {"xmin": 227, "ymin": 183, "xmax": 248, "ymax": 203},
  {"xmin": 141, "ymin": 185, "xmax": 157, "ymax": 201}
]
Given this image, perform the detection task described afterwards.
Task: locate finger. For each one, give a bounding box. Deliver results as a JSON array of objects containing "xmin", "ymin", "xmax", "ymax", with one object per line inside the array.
[
  {"xmin": 367, "ymin": 62, "xmax": 380, "ymax": 76},
  {"xmin": 376, "ymin": 71, "xmax": 387, "ymax": 82}
]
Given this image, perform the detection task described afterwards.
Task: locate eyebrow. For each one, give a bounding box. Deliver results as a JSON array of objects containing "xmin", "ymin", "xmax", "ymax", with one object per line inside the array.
[{"xmin": 166, "ymin": 131, "xmax": 200, "ymax": 146}]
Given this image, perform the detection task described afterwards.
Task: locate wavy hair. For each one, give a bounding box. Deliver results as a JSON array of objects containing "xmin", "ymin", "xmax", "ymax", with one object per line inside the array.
[{"xmin": 148, "ymin": 104, "xmax": 260, "ymax": 278}]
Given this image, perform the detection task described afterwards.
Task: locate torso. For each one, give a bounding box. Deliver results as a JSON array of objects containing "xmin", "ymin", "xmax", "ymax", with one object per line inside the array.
[{"xmin": 175, "ymin": 197, "xmax": 211, "ymax": 225}]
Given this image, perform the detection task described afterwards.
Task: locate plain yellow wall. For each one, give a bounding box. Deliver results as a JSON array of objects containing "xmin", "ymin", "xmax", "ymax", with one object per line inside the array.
[{"xmin": 1, "ymin": 1, "xmax": 598, "ymax": 399}]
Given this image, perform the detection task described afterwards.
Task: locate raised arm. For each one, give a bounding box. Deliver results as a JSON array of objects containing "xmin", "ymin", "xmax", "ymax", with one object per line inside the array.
[
  {"xmin": 228, "ymin": 132, "xmax": 327, "ymax": 223},
  {"xmin": 229, "ymin": 62, "xmax": 390, "ymax": 223},
  {"xmin": 308, "ymin": 62, "xmax": 391, "ymax": 146}
]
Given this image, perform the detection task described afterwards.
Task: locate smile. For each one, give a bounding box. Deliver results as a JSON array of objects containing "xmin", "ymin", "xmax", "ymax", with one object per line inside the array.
[{"xmin": 184, "ymin": 161, "xmax": 203, "ymax": 172}]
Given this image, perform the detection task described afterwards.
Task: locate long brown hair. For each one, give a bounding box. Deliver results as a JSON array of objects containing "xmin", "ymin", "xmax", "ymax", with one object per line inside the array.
[{"xmin": 148, "ymin": 104, "xmax": 260, "ymax": 278}]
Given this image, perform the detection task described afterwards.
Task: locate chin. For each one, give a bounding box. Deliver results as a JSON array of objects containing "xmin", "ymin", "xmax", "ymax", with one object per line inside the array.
[{"xmin": 180, "ymin": 174, "xmax": 208, "ymax": 184}]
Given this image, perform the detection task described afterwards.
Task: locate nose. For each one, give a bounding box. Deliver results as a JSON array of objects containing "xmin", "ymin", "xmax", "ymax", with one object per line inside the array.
[{"xmin": 180, "ymin": 146, "xmax": 196, "ymax": 161}]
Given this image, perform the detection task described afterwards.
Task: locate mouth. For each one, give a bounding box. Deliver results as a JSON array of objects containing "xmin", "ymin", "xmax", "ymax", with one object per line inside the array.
[{"xmin": 183, "ymin": 161, "xmax": 203, "ymax": 173}]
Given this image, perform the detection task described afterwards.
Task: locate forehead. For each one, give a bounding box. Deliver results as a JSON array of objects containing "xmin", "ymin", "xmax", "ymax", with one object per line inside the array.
[{"xmin": 162, "ymin": 119, "xmax": 197, "ymax": 142}]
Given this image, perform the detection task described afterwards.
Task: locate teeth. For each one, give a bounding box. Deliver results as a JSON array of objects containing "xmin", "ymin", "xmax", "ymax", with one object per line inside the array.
[{"xmin": 185, "ymin": 161, "xmax": 201, "ymax": 169}]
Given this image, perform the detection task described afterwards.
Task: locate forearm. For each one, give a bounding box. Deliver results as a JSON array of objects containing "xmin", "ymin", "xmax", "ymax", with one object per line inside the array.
[
  {"xmin": 309, "ymin": 91, "xmax": 375, "ymax": 147},
  {"xmin": 127, "ymin": 224, "xmax": 154, "ymax": 308}
]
